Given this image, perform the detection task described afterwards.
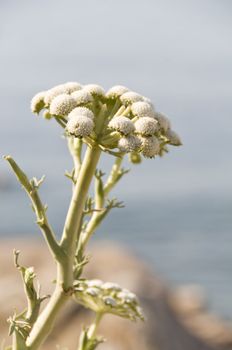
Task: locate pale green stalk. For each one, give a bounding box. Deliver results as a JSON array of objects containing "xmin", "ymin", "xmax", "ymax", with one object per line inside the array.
[
  {"xmin": 87, "ymin": 313, "xmax": 102, "ymax": 339},
  {"xmin": 80, "ymin": 156, "xmax": 124, "ymax": 250}
]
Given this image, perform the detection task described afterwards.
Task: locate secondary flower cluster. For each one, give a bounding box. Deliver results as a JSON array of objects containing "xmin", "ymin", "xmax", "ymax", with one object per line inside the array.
[
  {"xmin": 31, "ymin": 82, "xmax": 182, "ymax": 158},
  {"xmin": 73, "ymin": 279, "xmax": 144, "ymax": 321}
]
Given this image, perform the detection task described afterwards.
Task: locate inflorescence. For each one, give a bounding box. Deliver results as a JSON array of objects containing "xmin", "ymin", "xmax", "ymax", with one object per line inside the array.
[
  {"xmin": 73, "ymin": 279, "xmax": 144, "ymax": 321},
  {"xmin": 31, "ymin": 82, "xmax": 182, "ymax": 159}
]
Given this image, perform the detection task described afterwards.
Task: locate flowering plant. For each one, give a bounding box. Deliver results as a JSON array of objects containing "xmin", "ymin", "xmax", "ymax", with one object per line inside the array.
[{"xmin": 4, "ymin": 82, "xmax": 181, "ymax": 350}]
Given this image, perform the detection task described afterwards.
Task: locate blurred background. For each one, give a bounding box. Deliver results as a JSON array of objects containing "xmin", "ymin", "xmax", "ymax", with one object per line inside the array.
[{"xmin": 0, "ymin": 0, "xmax": 231, "ymax": 324}]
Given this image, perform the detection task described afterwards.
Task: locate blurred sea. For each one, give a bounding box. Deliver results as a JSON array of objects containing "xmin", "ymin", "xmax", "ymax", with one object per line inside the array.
[{"xmin": 0, "ymin": 0, "xmax": 231, "ymax": 321}]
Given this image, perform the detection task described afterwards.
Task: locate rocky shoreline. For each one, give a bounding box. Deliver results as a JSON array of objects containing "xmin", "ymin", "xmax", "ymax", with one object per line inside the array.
[{"xmin": 0, "ymin": 239, "xmax": 231, "ymax": 350}]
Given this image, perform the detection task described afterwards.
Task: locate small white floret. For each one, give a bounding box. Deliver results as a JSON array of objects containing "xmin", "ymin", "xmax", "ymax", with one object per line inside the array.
[
  {"xmin": 140, "ymin": 136, "xmax": 160, "ymax": 158},
  {"xmin": 155, "ymin": 112, "xmax": 171, "ymax": 132},
  {"xmin": 63, "ymin": 82, "xmax": 82, "ymax": 93},
  {"xmin": 49, "ymin": 94, "xmax": 76, "ymax": 116},
  {"xmin": 131, "ymin": 101, "xmax": 155, "ymax": 118},
  {"xmin": 68, "ymin": 107, "xmax": 94, "ymax": 120},
  {"xmin": 166, "ymin": 129, "xmax": 182, "ymax": 146},
  {"xmin": 71, "ymin": 90, "xmax": 93, "ymax": 105},
  {"xmin": 31, "ymin": 91, "xmax": 46, "ymax": 113},
  {"xmin": 135, "ymin": 117, "xmax": 158, "ymax": 136},
  {"xmin": 118, "ymin": 135, "xmax": 141, "ymax": 152},
  {"xmin": 103, "ymin": 296, "xmax": 117, "ymax": 307},
  {"xmin": 44, "ymin": 85, "xmax": 67, "ymax": 105},
  {"xmin": 102, "ymin": 282, "xmax": 121, "ymax": 291},
  {"xmin": 142, "ymin": 96, "xmax": 154, "ymax": 106},
  {"xmin": 108, "ymin": 116, "xmax": 135, "ymax": 135},
  {"xmin": 120, "ymin": 91, "xmax": 144, "ymax": 105},
  {"xmin": 85, "ymin": 287, "xmax": 100, "ymax": 297},
  {"xmin": 66, "ymin": 115, "xmax": 94, "ymax": 137},
  {"xmin": 106, "ymin": 85, "xmax": 130, "ymax": 99},
  {"xmin": 83, "ymin": 84, "xmax": 105, "ymax": 96}
]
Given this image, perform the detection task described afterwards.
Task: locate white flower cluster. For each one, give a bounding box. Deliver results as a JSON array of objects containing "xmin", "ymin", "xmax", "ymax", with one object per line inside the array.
[
  {"xmin": 73, "ymin": 279, "xmax": 144, "ymax": 321},
  {"xmin": 66, "ymin": 107, "xmax": 95, "ymax": 138},
  {"xmin": 31, "ymin": 82, "xmax": 182, "ymax": 156}
]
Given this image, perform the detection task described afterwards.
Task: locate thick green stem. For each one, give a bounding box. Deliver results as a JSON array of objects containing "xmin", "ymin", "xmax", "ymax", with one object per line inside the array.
[{"xmin": 60, "ymin": 146, "xmax": 101, "ymax": 266}]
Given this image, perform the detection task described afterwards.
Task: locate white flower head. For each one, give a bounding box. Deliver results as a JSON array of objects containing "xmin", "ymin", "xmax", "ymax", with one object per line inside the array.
[
  {"xmin": 71, "ymin": 90, "xmax": 93, "ymax": 105},
  {"xmin": 140, "ymin": 136, "xmax": 160, "ymax": 158},
  {"xmin": 106, "ymin": 85, "xmax": 130, "ymax": 99},
  {"xmin": 49, "ymin": 94, "xmax": 76, "ymax": 116},
  {"xmin": 120, "ymin": 91, "xmax": 144, "ymax": 105},
  {"xmin": 118, "ymin": 135, "xmax": 141, "ymax": 152},
  {"xmin": 63, "ymin": 81, "xmax": 82, "ymax": 93},
  {"xmin": 44, "ymin": 85, "xmax": 67, "ymax": 105},
  {"xmin": 166, "ymin": 129, "xmax": 182, "ymax": 146},
  {"xmin": 155, "ymin": 112, "xmax": 171, "ymax": 133},
  {"xmin": 83, "ymin": 84, "xmax": 105, "ymax": 96},
  {"xmin": 108, "ymin": 116, "xmax": 135, "ymax": 135},
  {"xmin": 31, "ymin": 91, "xmax": 46, "ymax": 113},
  {"xmin": 131, "ymin": 101, "xmax": 155, "ymax": 118},
  {"xmin": 135, "ymin": 117, "xmax": 158, "ymax": 136},
  {"xmin": 68, "ymin": 106, "xmax": 94, "ymax": 120},
  {"xmin": 66, "ymin": 115, "xmax": 94, "ymax": 137}
]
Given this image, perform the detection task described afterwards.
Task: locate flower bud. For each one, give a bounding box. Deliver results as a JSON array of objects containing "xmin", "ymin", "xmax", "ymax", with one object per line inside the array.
[
  {"xmin": 128, "ymin": 152, "xmax": 142, "ymax": 164},
  {"xmin": 66, "ymin": 115, "xmax": 94, "ymax": 137},
  {"xmin": 108, "ymin": 116, "xmax": 135, "ymax": 135},
  {"xmin": 68, "ymin": 106, "xmax": 94, "ymax": 120},
  {"xmin": 83, "ymin": 84, "xmax": 105, "ymax": 96},
  {"xmin": 106, "ymin": 85, "xmax": 129, "ymax": 99},
  {"xmin": 49, "ymin": 94, "xmax": 77, "ymax": 116},
  {"xmin": 71, "ymin": 90, "xmax": 93, "ymax": 105},
  {"xmin": 166, "ymin": 129, "xmax": 182, "ymax": 146},
  {"xmin": 120, "ymin": 91, "xmax": 144, "ymax": 105},
  {"xmin": 155, "ymin": 112, "xmax": 171, "ymax": 132},
  {"xmin": 31, "ymin": 91, "xmax": 46, "ymax": 114},
  {"xmin": 140, "ymin": 136, "xmax": 160, "ymax": 158},
  {"xmin": 118, "ymin": 135, "xmax": 141, "ymax": 152},
  {"xmin": 131, "ymin": 101, "xmax": 155, "ymax": 118},
  {"xmin": 135, "ymin": 117, "xmax": 158, "ymax": 136}
]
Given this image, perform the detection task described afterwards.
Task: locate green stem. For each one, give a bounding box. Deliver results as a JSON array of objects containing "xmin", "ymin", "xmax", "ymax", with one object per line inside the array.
[
  {"xmin": 3, "ymin": 156, "xmax": 62, "ymax": 262},
  {"xmin": 87, "ymin": 313, "xmax": 102, "ymax": 339},
  {"xmin": 67, "ymin": 137, "xmax": 82, "ymax": 181},
  {"xmin": 79, "ymin": 156, "xmax": 124, "ymax": 251},
  {"xmin": 104, "ymin": 157, "xmax": 123, "ymax": 196},
  {"xmin": 60, "ymin": 146, "xmax": 101, "ymax": 269}
]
